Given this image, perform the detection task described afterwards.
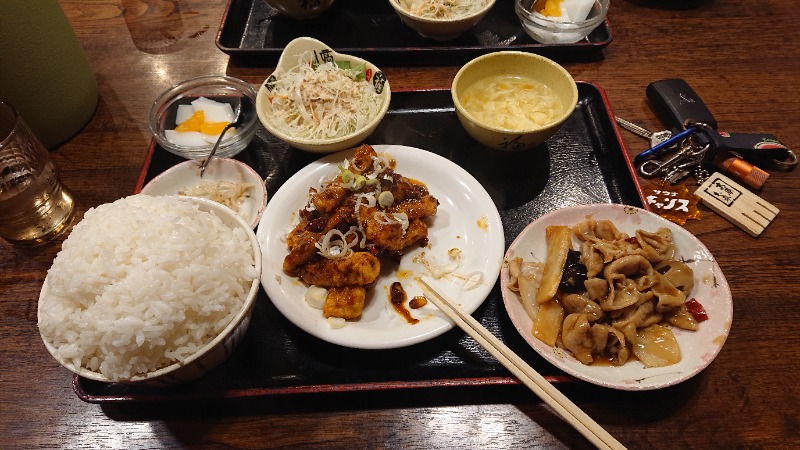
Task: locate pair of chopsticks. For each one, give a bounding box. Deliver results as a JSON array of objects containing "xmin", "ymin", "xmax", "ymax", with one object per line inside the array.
[{"xmin": 418, "ymin": 278, "xmax": 627, "ymax": 450}]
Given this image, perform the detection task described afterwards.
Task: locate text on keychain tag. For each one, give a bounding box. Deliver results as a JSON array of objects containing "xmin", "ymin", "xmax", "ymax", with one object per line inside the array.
[
  {"xmin": 642, "ymin": 179, "xmax": 702, "ymax": 225},
  {"xmin": 694, "ymin": 172, "xmax": 779, "ymax": 237}
]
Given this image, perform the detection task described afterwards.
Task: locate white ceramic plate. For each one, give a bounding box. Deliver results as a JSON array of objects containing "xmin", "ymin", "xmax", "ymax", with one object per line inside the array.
[
  {"xmin": 140, "ymin": 158, "xmax": 267, "ymax": 229},
  {"xmin": 501, "ymin": 203, "xmax": 733, "ymax": 390},
  {"xmin": 257, "ymin": 145, "xmax": 504, "ymax": 349}
]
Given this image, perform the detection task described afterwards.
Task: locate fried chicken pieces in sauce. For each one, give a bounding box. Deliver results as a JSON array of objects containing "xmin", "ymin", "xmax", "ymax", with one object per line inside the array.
[{"xmin": 284, "ymin": 144, "xmax": 439, "ymax": 320}]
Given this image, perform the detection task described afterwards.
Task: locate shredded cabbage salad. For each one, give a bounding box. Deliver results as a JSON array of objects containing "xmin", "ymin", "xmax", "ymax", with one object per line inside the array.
[
  {"xmin": 265, "ymin": 52, "xmax": 382, "ymax": 141},
  {"xmin": 397, "ymin": 0, "xmax": 488, "ymax": 19}
]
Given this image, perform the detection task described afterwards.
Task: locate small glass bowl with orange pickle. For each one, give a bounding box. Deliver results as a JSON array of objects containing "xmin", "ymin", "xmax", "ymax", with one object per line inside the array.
[
  {"xmin": 148, "ymin": 75, "xmax": 258, "ymax": 159},
  {"xmin": 516, "ymin": 0, "xmax": 609, "ymax": 44}
]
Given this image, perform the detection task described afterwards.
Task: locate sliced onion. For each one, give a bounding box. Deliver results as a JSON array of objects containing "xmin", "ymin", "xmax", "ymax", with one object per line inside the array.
[
  {"xmin": 373, "ymin": 211, "xmax": 409, "ymax": 232},
  {"xmin": 350, "ymin": 156, "xmax": 368, "ymax": 173},
  {"xmin": 354, "ymin": 193, "xmax": 376, "ymax": 210},
  {"xmin": 427, "ymin": 248, "xmax": 461, "ymax": 279},
  {"xmin": 393, "ymin": 213, "xmax": 409, "ymax": 231},
  {"xmin": 315, "ymin": 228, "xmax": 356, "ymax": 259},
  {"xmin": 374, "ymin": 211, "xmax": 396, "ymax": 225},
  {"xmin": 462, "ymin": 271, "xmax": 484, "ymax": 291},
  {"xmin": 372, "ymin": 155, "xmax": 389, "ymax": 175}
]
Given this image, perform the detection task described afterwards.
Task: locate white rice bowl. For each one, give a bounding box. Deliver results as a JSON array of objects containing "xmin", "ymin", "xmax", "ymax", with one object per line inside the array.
[{"xmin": 37, "ymin": 195, "xmax": 261, "ymax": 384}]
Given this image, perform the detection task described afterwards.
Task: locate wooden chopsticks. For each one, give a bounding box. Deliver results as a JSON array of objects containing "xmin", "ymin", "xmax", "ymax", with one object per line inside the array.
[{"xmin": 418, "ymin": 278, "xmax": 627, "ymax": 450}]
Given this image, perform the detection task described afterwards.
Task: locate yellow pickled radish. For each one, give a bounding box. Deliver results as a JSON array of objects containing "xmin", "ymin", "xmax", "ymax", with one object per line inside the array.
[
  {"xmin": 199, "ymin": 120, "xmax": 230, "ymax": 135},
  {"xmin": 175, "ymin": 110, "xmax": 229, "ymax": 135},
  {"xmin": 534, "ymin": 0, "xmax": 563, "ymax": 17},
  {"xmin": 175, "ymin": 110, "xmax": 205, "ymax": 132}
]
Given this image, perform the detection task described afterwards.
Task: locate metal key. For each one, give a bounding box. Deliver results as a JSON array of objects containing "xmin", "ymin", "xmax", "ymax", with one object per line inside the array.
[
  {"xmin": 615, "ymin": 116, "xmax": 673, "ymax": 148},
  {"xmin": 638, "ymin": 138, "xmax": 711, "ymax": 180},
  {"xmin": 633, "ymin": 126, "xmax": 700, "ymax": 165}
]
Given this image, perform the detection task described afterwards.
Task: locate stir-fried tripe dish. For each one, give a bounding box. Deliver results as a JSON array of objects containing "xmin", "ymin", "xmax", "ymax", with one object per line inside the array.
[
  {"xmin": 508, "ymin": 218, "xmax": 709, "ymax": 367},
  {"xmin": 284, "ymin": 144, "xmax": 439, "ymax": 325}
]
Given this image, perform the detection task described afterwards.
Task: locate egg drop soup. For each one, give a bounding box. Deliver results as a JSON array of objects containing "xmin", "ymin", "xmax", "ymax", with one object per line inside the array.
[{"xmin": 460, "ymin": 74, "xmax": 564, "ymax": 131}]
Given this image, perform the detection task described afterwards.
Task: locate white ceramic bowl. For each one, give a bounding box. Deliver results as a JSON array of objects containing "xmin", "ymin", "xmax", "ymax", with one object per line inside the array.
[
  {"xmin": 516, "ymin": 0, "xmax": 609, "ymax": 44},
  {"xmin": 255, "ymin": 37, "xmax": 390, "ymax": 153},
  {"xmin": 140, "ymin": 158, "xmax": 267, "ymax": 229},
  {"xmin": 451, "ymin": 51, "xmax": 579, "ymax": 151},
  {"xmin": 38, "ymin": 197, "xmax": 262, "ymax": 386},
  {"xmin": 148, "ymin": 75, "xmax": 258, "ymax": 160},
  {"xmin": 264, "ymin": 0, "xmax": 336, "ymax": 19},
  {"xmin": 388, "ymin": 0, "xmax": 496, "ymax": 41}
]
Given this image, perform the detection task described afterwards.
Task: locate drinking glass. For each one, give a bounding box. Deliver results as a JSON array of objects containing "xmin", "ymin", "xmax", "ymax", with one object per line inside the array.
[{"xmin": 0, "ymin": 102, "xmax": 76, "ymax": 246}]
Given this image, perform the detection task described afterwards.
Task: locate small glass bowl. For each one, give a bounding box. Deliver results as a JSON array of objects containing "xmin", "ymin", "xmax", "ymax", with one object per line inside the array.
[
  {"xmin": 148, "ymin": 75, "xmax": 258, "ymax": 160},
  {"xmin": 515, "ymin": 0, "xmax": 609, "ymax": 44}
]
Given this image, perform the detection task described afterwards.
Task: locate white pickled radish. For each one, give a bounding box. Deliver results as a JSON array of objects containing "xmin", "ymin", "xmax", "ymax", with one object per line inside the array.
[
  {"xmin": 201, "ymin": 127, "xmax": 238, "ymax": 144},
  {"xmin": 164, "ymin": 129, "xmax": 208, "ymax": 147},
  {"xmin": 175, "ymin": 104, "xmax": 195, "ymax": 124},
  {"xmin": 561, "ymin": 0, "xmax": 593, "ymax": 21},
  {"xmin": 190, "ymin": 97, "xmax": 235, "ymax": 123}
]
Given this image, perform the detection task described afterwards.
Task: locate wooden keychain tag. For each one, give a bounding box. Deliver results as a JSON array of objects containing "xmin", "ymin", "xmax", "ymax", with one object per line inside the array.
[{"xmin": 694, "ymin": 172, "xmax": 779, "ymax": 237}]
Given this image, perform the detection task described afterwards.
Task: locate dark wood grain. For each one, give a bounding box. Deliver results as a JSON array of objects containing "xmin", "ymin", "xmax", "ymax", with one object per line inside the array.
[{"xmin": 2, "ymin": 0, "xmax": 798, "ymax": 448}]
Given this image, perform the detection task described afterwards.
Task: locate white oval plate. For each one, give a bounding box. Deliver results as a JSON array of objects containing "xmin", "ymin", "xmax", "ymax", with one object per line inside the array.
[
  {"xmin": 140, "ymin": 158, "xmax": 267, "ymax": 229},
  {"xmin": 257, "ymin": 145, "xmax": 504, "ymax": 349},
  {"xmin": 501, "ymin": 203, "xmax": 733, "ymax": 390}
]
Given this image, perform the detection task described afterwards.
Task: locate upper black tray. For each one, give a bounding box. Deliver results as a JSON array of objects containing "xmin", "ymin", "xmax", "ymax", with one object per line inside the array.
[
  {"xmin": 75, "ymin": 82, "xmax": 644, "ymax": 403},
  {"xmin": 216, "ymin": 0, "xmax": 613, "ymax": 66}
]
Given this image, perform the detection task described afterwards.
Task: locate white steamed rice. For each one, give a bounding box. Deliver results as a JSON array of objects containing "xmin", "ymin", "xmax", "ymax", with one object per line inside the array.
[{"xmin": 37, "ymin": 195, "xmax": 258, "ymax": 381}]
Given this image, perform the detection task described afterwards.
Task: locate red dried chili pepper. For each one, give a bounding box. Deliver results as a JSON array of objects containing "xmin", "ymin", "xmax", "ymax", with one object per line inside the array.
[{"xmin": 685, "ymin": 298, "xmax": 708, "ymax": 322}]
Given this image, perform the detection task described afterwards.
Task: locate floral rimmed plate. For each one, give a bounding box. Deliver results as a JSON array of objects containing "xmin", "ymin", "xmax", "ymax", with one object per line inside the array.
[{"xmin": 501, "ymin": 203, "xmax": 733, "ymax": 390}]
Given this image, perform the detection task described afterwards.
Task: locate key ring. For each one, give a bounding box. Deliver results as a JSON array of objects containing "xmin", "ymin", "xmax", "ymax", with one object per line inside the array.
[{"xmin": 637, "ymin": 135, "xmax": 712, "ymax": 178}]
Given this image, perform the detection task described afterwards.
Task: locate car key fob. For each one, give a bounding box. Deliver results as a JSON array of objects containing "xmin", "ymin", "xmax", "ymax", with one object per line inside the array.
[
  {"xmin": 647, "ymin": 78, "xmax": 718, "ymax": 131},
  {"xmin": 647, "ymin": 78, "xmax": 719, "ymax": 150}
]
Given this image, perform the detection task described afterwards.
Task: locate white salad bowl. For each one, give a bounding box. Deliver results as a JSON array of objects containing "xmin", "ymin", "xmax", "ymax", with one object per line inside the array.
[{"xmin": 255, "ymin": 37, "xmax": 391, "ymax": 154}]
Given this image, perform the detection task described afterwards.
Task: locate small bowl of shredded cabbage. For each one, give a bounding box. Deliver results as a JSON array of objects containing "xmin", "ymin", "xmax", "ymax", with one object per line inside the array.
[
  {"xmin": 388, "ymin": 0, "xmax": 496, "ymax": 41},
  {"xmin": 255, "ymin": 37, "xmax": 391, "ymax": 154}
]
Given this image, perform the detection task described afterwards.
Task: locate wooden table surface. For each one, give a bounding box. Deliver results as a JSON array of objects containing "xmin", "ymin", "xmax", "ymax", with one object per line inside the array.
[{"xmin": 2, "ymin": 1, "xmax": 798, "ymax": 448}]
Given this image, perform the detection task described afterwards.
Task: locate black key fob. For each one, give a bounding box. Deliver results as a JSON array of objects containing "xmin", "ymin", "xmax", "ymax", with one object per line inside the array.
[
  {"xmin": 646, "ymin": 78, "xmax": 718, "ymax": 131},
  {"xmin": 708, "ymin": 132, "xmax": 797, "ymax": 170}
]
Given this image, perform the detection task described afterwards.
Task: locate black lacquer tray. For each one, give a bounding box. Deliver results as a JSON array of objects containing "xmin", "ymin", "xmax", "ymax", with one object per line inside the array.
[
  {"xmin": 216, "ymin": 0, "xmax": 613, "ymax": 66},
  {"xmin": 74, "ymin": 82, "xmax": 644, "ymax": 403}
]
